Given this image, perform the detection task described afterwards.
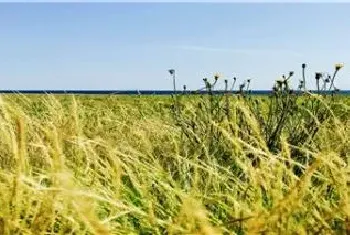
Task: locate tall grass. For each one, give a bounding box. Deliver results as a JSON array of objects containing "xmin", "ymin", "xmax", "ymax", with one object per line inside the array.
[
  {"xmin": 0, "ymin": 90, "xmax": 348, "ymax": 234},
  {"xmin": 0, "ymin": 62, "xmax": 348, "ymax": 234}
]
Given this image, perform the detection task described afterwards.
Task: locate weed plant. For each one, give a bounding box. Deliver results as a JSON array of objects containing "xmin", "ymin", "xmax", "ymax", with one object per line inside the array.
[{"xmin": 0, "ymin": 63, "xmax": 348, "ymax": 234}]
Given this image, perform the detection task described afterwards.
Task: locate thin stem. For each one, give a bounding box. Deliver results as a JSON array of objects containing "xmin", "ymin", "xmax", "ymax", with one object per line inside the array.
[
  {"xmin": 172, "ymin": 72, "xmax": 176, "ymax": 94},
  {"xmin": 212, "ymin": 79, "xmax": 218, "ymax": 90},
  {"xmin": 246, "ymin": 81, "xmax": 250, "ymax": 92},
  {"xmin": 329, "ymin": 70, "xmax": 338, "ymax": 91},
  {"xmin": 171, "ymin": 71, "xmax": 179, "ymax": 118},
  {"xmin": 225, "ymin": 80, "xmax": 230, "ymax": 119},
  {"xmin": 231, "ymin": 78, "xmax": 237, "ymax": 92},
  {"xmin": 302, "ymin": 66, "xmax": 306, "ymax": 92},
  {"xmin": 322, "ymin": 79, "xmax": 326, "ymax": 91}
]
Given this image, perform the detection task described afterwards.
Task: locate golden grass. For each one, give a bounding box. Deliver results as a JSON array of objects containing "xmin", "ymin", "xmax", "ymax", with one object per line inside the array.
[{"xmin": 0, "ymin": 94, "xmax": 348, "ymax": 234}]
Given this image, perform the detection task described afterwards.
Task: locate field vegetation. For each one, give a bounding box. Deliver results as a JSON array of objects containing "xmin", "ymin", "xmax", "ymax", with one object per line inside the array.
[{"xmin": 0, "ymin": 63, "xmax": 349, "ymax": 234}]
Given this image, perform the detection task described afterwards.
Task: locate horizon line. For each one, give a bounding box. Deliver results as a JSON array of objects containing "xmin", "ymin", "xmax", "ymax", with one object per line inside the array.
[{"xmin": 0, "ymin": 89, "xmax": 349, "ymax": 95}]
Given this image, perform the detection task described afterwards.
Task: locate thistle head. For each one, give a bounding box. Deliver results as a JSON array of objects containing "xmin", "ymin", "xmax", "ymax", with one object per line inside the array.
[
  {"xmin": 315, "ymin": 72, "xmax": 322, "ymax": 80},
  {"xmin": 335, "ymin": 63, "xmax": 344, "ymax": 71},
  {"xmin": 168, "ymin": 69, "xmax": 175, "ymax": 75},
  {"xmin": 183, "ymin": 85, "xmax": 187, "ymax": 91},
  {"xmin": 214, "ymin": 73, "xmax": 221, "ymax": 80},
  {"xmin": 289, "ymin": 71, "xmax": 294, "ymax": 77},
  {"xmin": 233, "ymin": 77, "xmax": 237, "ymax": 81},
  {"xmin": 302, "ymin": 63, "xmax": 307, "ymax": 69}
]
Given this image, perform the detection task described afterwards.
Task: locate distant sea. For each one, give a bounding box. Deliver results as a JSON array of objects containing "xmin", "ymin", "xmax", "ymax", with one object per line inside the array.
[{"xmin": 0, "ymin": 90, "xmax": 350, "ymax": 95}]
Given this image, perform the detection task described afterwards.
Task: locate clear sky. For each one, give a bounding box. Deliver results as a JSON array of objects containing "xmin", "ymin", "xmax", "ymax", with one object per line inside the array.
[{"xmin": 0, "ymin": 3, "xmax": 349, "ymax": 90}]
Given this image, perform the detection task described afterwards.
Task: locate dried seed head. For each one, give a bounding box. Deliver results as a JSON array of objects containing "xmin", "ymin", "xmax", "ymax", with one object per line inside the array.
[
  {"xmin": 214, "ymin": 73, "xmax": 221, "ymax": 80},
  {"xmin": 168, "ymin": 69, "xmax": 175, "ymax": 75},
  {"xmin": 289, "ymin": 71, "xmax": 294, "ymax": 77},
  {"xmin": 315, "ymin": 72, "xmax": 322, "ymax": 80},
  {"xmin": 302, "ymin": 63, "xmax": 307, "ymax": 69},
  {"xmin": 335, "ymin": 63, "xmax": 344, "ymax": 71}
]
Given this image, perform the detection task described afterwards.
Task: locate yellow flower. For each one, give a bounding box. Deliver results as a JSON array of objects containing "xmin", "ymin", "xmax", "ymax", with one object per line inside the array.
[
  {"xmin": 335, "ymin": 63, "xmax": 344, "ymax": 71},
  {"xmin": 214, "ymin": 73, "xmax": 221, "ymax": 80}
]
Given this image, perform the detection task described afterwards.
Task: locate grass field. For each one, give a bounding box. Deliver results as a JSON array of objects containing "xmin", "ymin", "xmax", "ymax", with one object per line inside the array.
[{"xmin": 0, "ymin": 90, "xmax": 349, "ymax": 234}]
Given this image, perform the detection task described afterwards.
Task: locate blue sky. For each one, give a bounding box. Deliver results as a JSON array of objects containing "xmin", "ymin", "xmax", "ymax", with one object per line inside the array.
[{"xmin": 0, "ymin": 3, "xmax": 349, "ymax": 90}]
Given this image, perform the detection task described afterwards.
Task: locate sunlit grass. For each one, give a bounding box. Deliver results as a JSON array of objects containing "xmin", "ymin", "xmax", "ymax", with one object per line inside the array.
[{"xmin": 0, "ymin": 93, "xmax": 349, "ymax": 234}]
